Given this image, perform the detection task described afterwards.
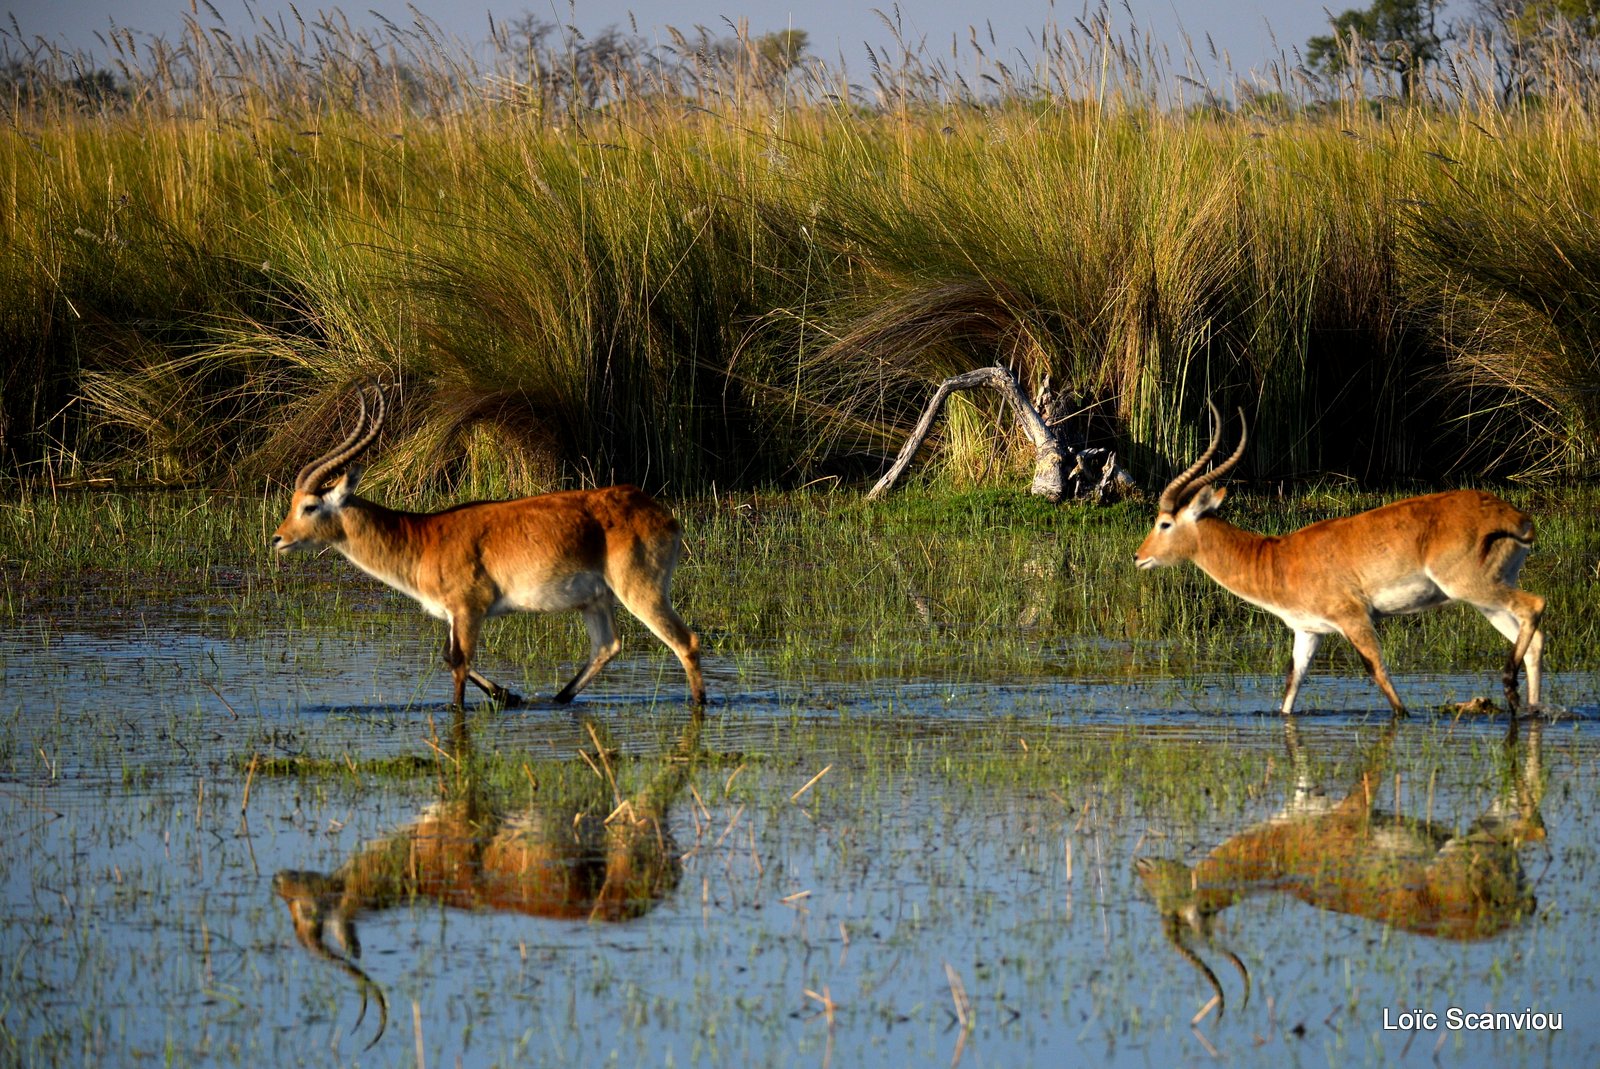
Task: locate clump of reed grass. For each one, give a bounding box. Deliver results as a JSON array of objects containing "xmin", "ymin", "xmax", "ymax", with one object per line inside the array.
[
  {"xmin": 4, "ymin": 3, "xmax": 1600, "ymax": 493},
  {"xmin": 1403, "ymin": 147, "xmax": 1600, "ymax": 480}
]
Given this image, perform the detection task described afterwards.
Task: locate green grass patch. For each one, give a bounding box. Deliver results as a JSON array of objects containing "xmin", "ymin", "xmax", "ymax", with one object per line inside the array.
[{"xmin": 6, "ymin": 486, "xmax": 1599, "ymax": 694}]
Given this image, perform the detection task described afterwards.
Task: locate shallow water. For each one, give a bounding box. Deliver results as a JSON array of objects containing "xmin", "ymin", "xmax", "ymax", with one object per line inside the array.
[{"xmin": 3, "ymin": 609, "xmax": 1599, "ymax": 1068}]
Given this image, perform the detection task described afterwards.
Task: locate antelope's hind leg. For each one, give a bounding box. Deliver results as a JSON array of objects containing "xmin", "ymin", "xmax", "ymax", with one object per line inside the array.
[
  {"xmin": 604, "ymin": 528, "xmax": 706, "ymax": 705},
  {"xmin": 553, "ymin": 599, "xmax": 623, "ymax": 704},
  {"xmin": 1451, "ymin": 535, "xmax": 1544, "ymax": 713},
  {"xmin": 1280, "ymin": 631, "xmax": 1322, "ymax": 715},
  {"xmin": 1475, "ymin": 594, "xmax": 1546, "ymax": 713}
]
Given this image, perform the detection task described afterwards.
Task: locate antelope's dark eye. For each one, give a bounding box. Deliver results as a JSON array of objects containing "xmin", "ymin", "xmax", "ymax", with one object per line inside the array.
[
  {"xmin": 301, "ymin": 501, "xmax": 318, "ymax": 515},
  {"xmin": 1158, "ymin": 520, "xmax": 1172, "ymax": 531}
]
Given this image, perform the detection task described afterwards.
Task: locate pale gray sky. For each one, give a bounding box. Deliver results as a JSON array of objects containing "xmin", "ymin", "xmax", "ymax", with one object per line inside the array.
[{"xmin": 5, "ymin": 0, "xmax": 1334, "ymax": 89}]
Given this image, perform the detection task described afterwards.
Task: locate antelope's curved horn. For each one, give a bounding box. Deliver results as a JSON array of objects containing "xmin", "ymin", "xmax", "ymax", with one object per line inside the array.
[
  {"xmin": 1165, "ymin": 914, "xmax": 1228, "ymax": 1020},
  {"xmin": 295, "ymin": 386, "xmax": 386, "ymax": 492},
  {"xmin": 304, "ymin": 936, "xmax": 389, "ymax": 1050},
  {"xmin": 1157, "ymin": 399, "xmax": 1226, "ymax": 513},
  {"xmin": 345, "ymin": 957, "xmax": 390, "ymax": 1052},
  {"xmin": 1217, "ymin": 943, "xmax": 1250, "ymax": 1014},
  {"xmin": 278, "ymin": 884, "xmax": 390, "ymax": 1050},
  {"xmin": 294, "ymin": 390, "xmax": 365, "ymax": 491},
  {"xmin": 1182, "ymin": 405, "xmax": 1248, "ymax": 502},
  {"xmin": 1157, "ymin": 399, "xmax": 1247, "ymax": 512}
]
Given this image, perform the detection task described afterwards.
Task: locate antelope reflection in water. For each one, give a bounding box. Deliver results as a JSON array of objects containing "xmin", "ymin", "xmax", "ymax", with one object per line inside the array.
[
  {"xmin": 273, "ymin": 714, "xmax": 703, "ymax": 1048},
  {"xmin": 1135, "ymin": 717, "xmax": 1546, "ymax": 1019}
]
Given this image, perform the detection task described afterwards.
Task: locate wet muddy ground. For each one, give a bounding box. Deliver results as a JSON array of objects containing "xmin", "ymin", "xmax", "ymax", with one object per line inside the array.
[{"xmin": 4, "ymin": 610, "xmax": 1599, "ymax": 1068}]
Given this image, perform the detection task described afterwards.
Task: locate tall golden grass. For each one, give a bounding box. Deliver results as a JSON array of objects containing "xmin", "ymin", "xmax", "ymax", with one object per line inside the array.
[{"xmin": 3, "ymin": 3, "xmax": 1598, "ymax": 494}]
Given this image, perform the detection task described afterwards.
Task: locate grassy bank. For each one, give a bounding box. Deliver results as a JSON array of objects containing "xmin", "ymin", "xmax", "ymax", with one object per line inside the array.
[{"xmin": 3, "ymin": 9, "xmax": 1600, "ymax": 495}]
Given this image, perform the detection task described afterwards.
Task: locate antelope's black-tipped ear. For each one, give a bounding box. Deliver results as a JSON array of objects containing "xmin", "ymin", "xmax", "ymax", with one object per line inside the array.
[
  {"xmin": 1182, "ymin": 483, "xmax": 1226, "ymax": 518},
  {"xmin": 327, "ymin": 467, "xmax": 363, "ymax": 505}
]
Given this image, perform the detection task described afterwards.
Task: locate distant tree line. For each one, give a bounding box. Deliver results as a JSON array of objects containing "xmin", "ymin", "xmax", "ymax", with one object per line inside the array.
[
  {"xmin": 0, "ymin": 60, "xmax": 132, "ymax": 110},
  {"xmin": 6, "ymin": 1, "xmax": 1600, "ymax": 116},
  {"xmin": 1308, "ymin": 0, "xmax": 1600, "ymax": 102}
]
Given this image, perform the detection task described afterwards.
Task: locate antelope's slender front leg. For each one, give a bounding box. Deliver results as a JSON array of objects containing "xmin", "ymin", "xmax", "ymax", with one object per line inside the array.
[
  {"xmin": 445, "ymin": 610, "xmax": 522, "ymax": 709},
  {"xmin": 468, "ymin": 669, "xmax": 524, "ymax": 708},
  {"xmin": 1281, "ymin": 631, "xmax": 1321, "ymax": 715}
]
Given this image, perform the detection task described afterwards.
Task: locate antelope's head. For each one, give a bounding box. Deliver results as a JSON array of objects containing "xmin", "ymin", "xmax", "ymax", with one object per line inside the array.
[
  {"xmin": 272, "ymin": 387, "xmax": 385, "ymax": 554},
  {"xmin": 1133, "ymin": 399, "xmax": 1247, "ymax": 569},
  {"xmin": 1133, "ymin": 856, "xmax": 1209, "ymax": 934},
  {"xmin": 273, "ymin": 869, "xmax": 359, "ymax": 957}
]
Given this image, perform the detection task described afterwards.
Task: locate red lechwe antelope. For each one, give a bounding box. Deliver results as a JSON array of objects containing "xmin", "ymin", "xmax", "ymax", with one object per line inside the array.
[
  {"xmin": 1132, "ymin": 401, "xmax": 1544, "ymax": 716},
  {"xmin": 1136, "ymin": 717, "xmax": 1545, "ymax": 1019},
  {"xmin": 271, "ymin": 386, "xmax": 706, "ymax": 708},
  {"xmin": 274, "ymin": 715, "xmax": 701, "ymax": 1048}
]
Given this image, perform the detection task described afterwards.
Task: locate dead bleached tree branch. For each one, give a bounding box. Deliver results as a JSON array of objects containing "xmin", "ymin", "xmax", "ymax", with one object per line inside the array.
[{"xmin": 868, "ymin": 365, "xmax": 1135, "ymax": 503}]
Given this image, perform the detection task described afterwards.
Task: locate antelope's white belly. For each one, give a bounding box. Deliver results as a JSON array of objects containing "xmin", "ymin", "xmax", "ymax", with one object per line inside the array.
[
  {"xmin": 1237, "ymin": 576, "xmax": 1451, "ymax": 633},
  {"xmin": 1368, "ymin": 575, "xmax": 1450, "ymax": 617},
  {"xmin": 1270, "ymin": 608, "xmax": 1341, "ymax": 634},
  {"xmin": 489, "ymin": 571, "xmax": 610, "ymax": 616},
  {"xmin": 337, "ymin": 546, "xmax": 610, "ymax": 619}
]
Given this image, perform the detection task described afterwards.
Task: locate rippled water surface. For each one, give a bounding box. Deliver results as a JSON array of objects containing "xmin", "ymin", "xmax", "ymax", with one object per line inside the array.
[{"xmin": 3, "ymin": 608, "xmax": 1599, "ymax": 1068}]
